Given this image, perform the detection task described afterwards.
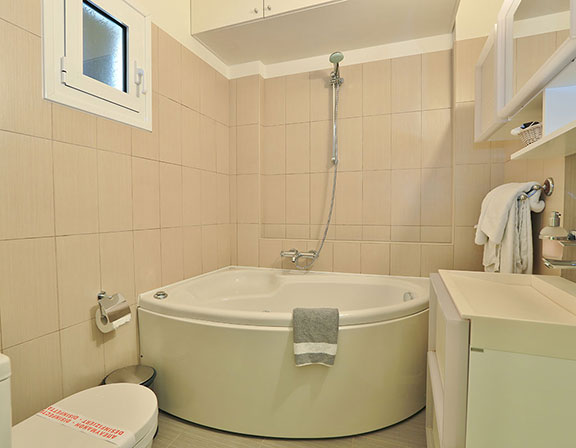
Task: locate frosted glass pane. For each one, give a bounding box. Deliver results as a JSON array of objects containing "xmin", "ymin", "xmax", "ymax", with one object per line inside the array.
[{"xmin": 83, "ymin": 1, "xmax": 127, "ymax": 92}]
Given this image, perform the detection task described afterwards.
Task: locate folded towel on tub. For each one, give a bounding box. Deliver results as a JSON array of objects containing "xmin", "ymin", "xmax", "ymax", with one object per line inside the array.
[{"xmin": 292, "ymin": 308, "xmax": 339, "ymax": 367}]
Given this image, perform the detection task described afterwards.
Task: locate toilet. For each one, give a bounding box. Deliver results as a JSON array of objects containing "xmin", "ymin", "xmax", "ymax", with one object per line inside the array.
[{"xmin": 0, "ymin": 354, "xmax": 158, "ymax": 448}]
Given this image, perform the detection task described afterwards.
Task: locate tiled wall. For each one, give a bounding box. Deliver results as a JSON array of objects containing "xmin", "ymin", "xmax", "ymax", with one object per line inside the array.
[
  {"xmin": 231, "ymin": 42, "xmax": 516, "ymax": 275},
  {"xmin": 0, "ymin": 5, "xmax": 233, "ymax": 423}
]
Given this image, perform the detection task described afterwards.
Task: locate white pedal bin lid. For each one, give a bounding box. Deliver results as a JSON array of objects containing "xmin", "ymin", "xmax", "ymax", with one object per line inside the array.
[{"xmin": 13, "ymin": 384, "xmax": 157, "ymax": 448}]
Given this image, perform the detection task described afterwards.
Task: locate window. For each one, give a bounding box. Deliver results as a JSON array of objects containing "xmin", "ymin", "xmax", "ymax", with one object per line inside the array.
[{"xmin": 43, "ymin": 0, "xmax": 152, "ymax": 130}]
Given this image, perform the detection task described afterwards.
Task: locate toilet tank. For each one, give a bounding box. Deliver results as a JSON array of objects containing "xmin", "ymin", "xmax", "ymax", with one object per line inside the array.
[{"xmin": 0, "ymin": 354, "xmax": 11, "ymax": 448}]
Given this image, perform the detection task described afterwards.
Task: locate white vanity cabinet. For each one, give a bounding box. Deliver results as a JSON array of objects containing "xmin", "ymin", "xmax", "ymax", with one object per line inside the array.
[
  {"xmin": 191, "ymin": 0, "xmax": 340, "ymax": 34},
  {"xmin": 426, "ymin": 270, "xmax": 576, "ymax": 448}
]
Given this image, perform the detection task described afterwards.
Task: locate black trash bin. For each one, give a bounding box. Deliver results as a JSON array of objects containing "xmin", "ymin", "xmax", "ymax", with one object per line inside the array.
[{"xmin": 103, "ymin": 365, "xmax": 157, "ymax": 388}]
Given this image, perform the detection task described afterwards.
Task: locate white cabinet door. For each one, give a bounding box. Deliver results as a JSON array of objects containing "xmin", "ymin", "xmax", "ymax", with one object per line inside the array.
[
  {"xmin": 191, "ymin": 0, "xmax": 263, "ymax": 34},
  {"xmin": 263, "ymin": 0, "xmax": 339, "ymax": 17},
  {"xmin": 467, "ymin": 349, "xmax": 576, "ymax": 448}
]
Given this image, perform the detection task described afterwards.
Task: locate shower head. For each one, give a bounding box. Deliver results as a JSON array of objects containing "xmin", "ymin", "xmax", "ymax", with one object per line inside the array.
[{"xmin": 329, "ymin": 51, "xmax": 344, "ymax": 65}]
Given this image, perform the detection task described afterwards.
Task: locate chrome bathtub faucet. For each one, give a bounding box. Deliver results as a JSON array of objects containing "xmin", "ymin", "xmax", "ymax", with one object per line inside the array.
[{"xmin": 280, "ymin": 248, "xmax": 317, "ymax": 264}]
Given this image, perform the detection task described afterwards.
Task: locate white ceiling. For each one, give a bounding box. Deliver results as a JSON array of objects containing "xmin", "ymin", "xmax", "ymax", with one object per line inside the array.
[{"xmin": 194, "ymin": 0, "xmax": 460, "ymax": 65}]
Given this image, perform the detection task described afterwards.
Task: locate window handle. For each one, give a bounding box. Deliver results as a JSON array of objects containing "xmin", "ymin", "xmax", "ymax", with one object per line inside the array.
[{"xmin": 134, "ymin": 62, "xmax": 147, "ymax": 96}]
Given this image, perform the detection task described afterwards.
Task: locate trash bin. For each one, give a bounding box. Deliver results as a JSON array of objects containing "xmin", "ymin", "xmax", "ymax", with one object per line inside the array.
[{"xmin": 103, "ymin": 365, "xmax": 157, "ymax": 388}]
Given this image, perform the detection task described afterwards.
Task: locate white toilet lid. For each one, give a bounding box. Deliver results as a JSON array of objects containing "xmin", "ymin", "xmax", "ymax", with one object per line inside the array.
[{"xmin": 13, "ymin": 384, "xmax": 158, "ymax": 448}]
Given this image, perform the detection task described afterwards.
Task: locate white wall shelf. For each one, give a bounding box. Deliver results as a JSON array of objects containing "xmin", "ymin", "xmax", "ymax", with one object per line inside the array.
[{"xmin": 511, "ymin": 117, "xmax": 576, "ymax": 160}]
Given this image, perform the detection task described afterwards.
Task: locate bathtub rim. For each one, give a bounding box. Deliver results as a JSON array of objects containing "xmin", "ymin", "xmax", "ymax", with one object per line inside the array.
[{"xmin": 138, "ymin": 267, "xmax": 430, "ymax": 327}]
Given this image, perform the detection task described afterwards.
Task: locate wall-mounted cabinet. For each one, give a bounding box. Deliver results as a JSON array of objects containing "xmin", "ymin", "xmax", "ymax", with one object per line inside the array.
[
  {"xmin": 191, "ymin": 0, "xmax": 341, "ymax": 34},
  {"xmin": 474, "ymin": 0, "xmax": 576, "ymax": 148}
]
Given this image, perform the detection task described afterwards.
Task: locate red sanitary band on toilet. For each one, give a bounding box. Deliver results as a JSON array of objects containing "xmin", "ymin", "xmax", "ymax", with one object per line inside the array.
[{"xmin": 36, "ymin": 406, "xmax": 136, "ymax": 448}]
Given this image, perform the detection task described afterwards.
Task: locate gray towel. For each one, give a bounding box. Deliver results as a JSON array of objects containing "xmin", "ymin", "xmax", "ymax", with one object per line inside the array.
[{"xmin": 292, "ymin": 308, "xmax": 339, "ymax": 367}]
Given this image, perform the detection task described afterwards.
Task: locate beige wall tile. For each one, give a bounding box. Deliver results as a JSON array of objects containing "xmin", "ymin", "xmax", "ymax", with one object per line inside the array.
[
  {"xmin": 158, "ymin": 29, "xmax": 182, "ymax": 102},
  {"xmin": 99, "ymin": 231, "xmax": 135, "ymax": 306},
  {"xmin": 259, "ymin": 239, "xmax": 283, "ymax": 268},
  {"xmin": 158, "ymin": 95, "xmax": 182, "ymax": 164},
  {"xmin": 306, "ymin": 240, "xmax": 333, "ymax": 272},
  {"xmin": 390, "ymin": 244, "xmax": 421, "ymax": 276},
  {"xmin": 237, "ymin": 124, "xmax": 260, "ymax": 174},
  {"xmin": 217, "ymin": 173, "xmax": 230, "ymax": 224},
  {"xmin": 454, "ymin": 226, "xmax": 484, "ymax": 271},
  {"xmin": 422, "ymin": 109, "xmax": 452, "ymax": 168},
  {"xmin": 338, "ymin": 117, "xmax": 363, "ymax": 171},
  {"xmin": 132, "ymin": 93, "xmax": 159, "ymax": 160},
  {"xmin": 133, "ymin": 229, "xmax": 162, "ymax": 294},
  {"xmin": 286, "ymin": 123, "xmax": 310, "ymax": 174},
  {"xmin": 454, "ymin": 164, "xmax": 491, "ymax": 226},
  {"xmin": 391, "ymin": 226, "xmax": 421, "ymax": 242},
  {"xmin": 422, "ymin": 50, "xmax": 452, "ymax": 110},
  {"xmin": 183, "ymin": 167, "xmax": 202, "ymax": 226},
  {"xmin": 98, "ymin": 151, "xmax": 133, "ymax": 232},
  {"xmin": 335, "ymin": 225, "xmax": 363, "ymax": 241},
  {"xmin": 361, "ymin": 243, "xmax": 390, "ymax": 275},
  {"xmin": 391, "ymin": 169, "xmax": 421, "ymax": 225},
  {"xmin": 421, "ymin": 226, "xmax": 452, "ymax": 243},
  {"xmin": 310, "ymin": 172, "xmax": 333, "ymax": 224},
  {"xmin": 0, "ymin": 238, "xmax": 58, "ymax": 348},
  {"xmin": 363, "ymin": 226, "xmax": 391, "ymax": 241},
  {"xmin": 182, "ymin": 107, "xmax": 202, "ymax": 167},
  {"xmin": 229, "ymin": 126, "xmax": 237, "ymax": 175},
  {"xmin": 236, "ymin": 75, "xmax": 260, "ymax": 126},
  {"xmin": 515, "ymin": 32, "xmax": 556, "ymax": 94},
  {"xmin": 56, "ymin": 234, "xmax": 101, "ymax": 328},
  {"xmin": 0, "ymin": 20, "xmax": 51, "ymax": 138},
  {"xmin": 52, "ymin": 104, "xmax": 97, "ymax": 148},
  {"xmin": 391, "ymin": 55, "xmax": 422, "ymax": 113},
  {"xmin": 490, "ymin": 163, "xmax": 506, "ymax": 189},
  {"xmin": 96, "ymin": 118, "xmax": 131, "ymax": 155},
  {"xmin": 199, "ymin": 115, "xmax": 216, "ymax": 172},
  {"xmin": 263, "ymin": 76, "xmax": 286, "ymax": 126},
  {"xmin": 199, "ymin": 61, "xmax": 216, "ymax": 120},
  {"xmin": 333, "ymin": 242, "xmax": 361, "ymax": 273},
  {"xmin": 363, "ymin": 115, "xmax": 391, "ymax": 170},
  {"xmin": 183, "ymin": 225, "xmax": 203, "ymax": 278},
  {"xmin": 0, "ymin": 131, "xmax": 55, "ymax": 239},
  {"xmin": 132, "ymin": 157, "xmax": 160, "ymax": 230},
  {"xmin": 421, "ymin": 244, "xmax": 454, "ymax": 277},
  {"xmin": 421, "ymin": 167, "xmax": 452, "ymax": 226},
  {"xmin": 335, "ymin": 171, "xmax": 362, "ymax": 225},
  {"xmin": 215, "ymin": 73, "xmax": 230, "ymax": 126},
  {"xmin": 198, "ymin": 171, "xmax": 217, "ymax": 226},
  {"xmin": 217, "ymin": 224, "xmax": 232, "ymax": 268},
  {"xmin": 286, "ymin": 73, "xmax": 310, "ymax": 124},
  {"xmin": 0, "ymin": 0, "xmax": 41, "ymax": 35},
  {"xmin": 286, "ymin": 224, "xmax": 309, "ymax": 239},
  {"xmin": 151, "ymin": 24, "xmax": 159, "ymax": 93},
  {"xmin": 391, "ymin": 112, "xmax": 422, "ymax": 169},
  {"xmin": 60, "ymin": 319, "xmax": 104, "ymax": 397},
  {"xmin": 310, "ymin": 223, "xmax": 335, "ymax": 240},
  {"xmin": 160, "ymin": 162, "xmax": 183, "ymax": 228},
  {"xmin": 262, "ymin": 224, "xmax": 286, "ymax": 239},
  {"xmin": 102, "ymin": 304, "xmax": 139, "ymax": 374},
  {"xmin": 237, "ymin": 174, "xmax": 259, "ymax": 224},
  {"xmin": 161, "ymin": 227, "xmax": 184, "ymax": 285},
  {"xmin": 5, "ymin": 333, "xmax": 62, "ymax": 424},
  {"xmin": 310, "ymin": 69, "xmax": 332, "ymax": 122},
  {"xmin": 53, "ymin": 142, "xmax": 98, "ymax": 236},
  {"xmin": 455, "ymin": 37, "xmax": 486, "ymax": 103},
  {"xmin": 229, "ymin": 79, "xmax": 237, "ymax": 127},
  {"xmin": 339, "ymin": 64, "xmax": 363, "ymax": 119},
  {"xmin": 286, "ymin": 174, "xmax": 310, "ymax": 225},
  {"xmin": 181, "ymin": 47, "xmax": 201, "ymax": 111},
  {"xmin": 310, "ymin": 120, "xmax": 332, "ymax": 173},
  {"xmin": 216, "ymin": 122, "xmax": 229, "ymax": 174},
  {"xmin": 363, "ymin": 170, "xmax": 391, "ymax": 225},
  {"xmin": 261, "ymin": 175, "xmax": 285, "ymax": 224},
  {"xmin": 262, "ymin": 125, "xmax": 286, "ymax": 175},
  {"xmin": 363, "ymin": 59, "xmax": 391, "ymax": 116},
  {"xmin": 237, "ymin": 224, "xmax": 259, "ymax": 266},
  {"xmin": 454, "ymin": 102, "xmax": 491, "ymax": 165}
]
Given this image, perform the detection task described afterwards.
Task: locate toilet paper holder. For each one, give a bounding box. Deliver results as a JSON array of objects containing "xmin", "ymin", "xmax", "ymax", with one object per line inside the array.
[{"xmin": 96, "ymin": 291, "xmax": 132, "ymax": 333}]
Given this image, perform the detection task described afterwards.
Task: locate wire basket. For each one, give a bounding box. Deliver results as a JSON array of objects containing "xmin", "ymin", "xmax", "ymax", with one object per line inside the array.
[{"xmin": 518, "ymin": 123, "xmax": 542, "ymax": 146}]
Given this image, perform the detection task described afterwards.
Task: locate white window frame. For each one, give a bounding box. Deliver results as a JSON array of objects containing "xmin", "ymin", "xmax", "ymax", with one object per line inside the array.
[{"xmin": 43, "ymin": 0, "xmax": 152, "ymax": 130}]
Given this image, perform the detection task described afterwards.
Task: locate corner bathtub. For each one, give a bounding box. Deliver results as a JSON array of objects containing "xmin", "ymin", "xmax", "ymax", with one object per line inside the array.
[{"xmin": 138, "ymin": 267, "xmax": 429, "ymax": 438}]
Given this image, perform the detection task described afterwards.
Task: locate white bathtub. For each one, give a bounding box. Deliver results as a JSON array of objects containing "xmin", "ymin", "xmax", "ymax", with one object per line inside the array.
[{"xmin": 138, "ymin": 267, "xmax": 429, "ymax": 438}]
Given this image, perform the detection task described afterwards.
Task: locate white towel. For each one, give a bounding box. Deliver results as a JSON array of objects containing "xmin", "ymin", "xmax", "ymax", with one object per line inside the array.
[{"xmin": 476, "ymin": 183, "xmax": 545, "ymax": 274}]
